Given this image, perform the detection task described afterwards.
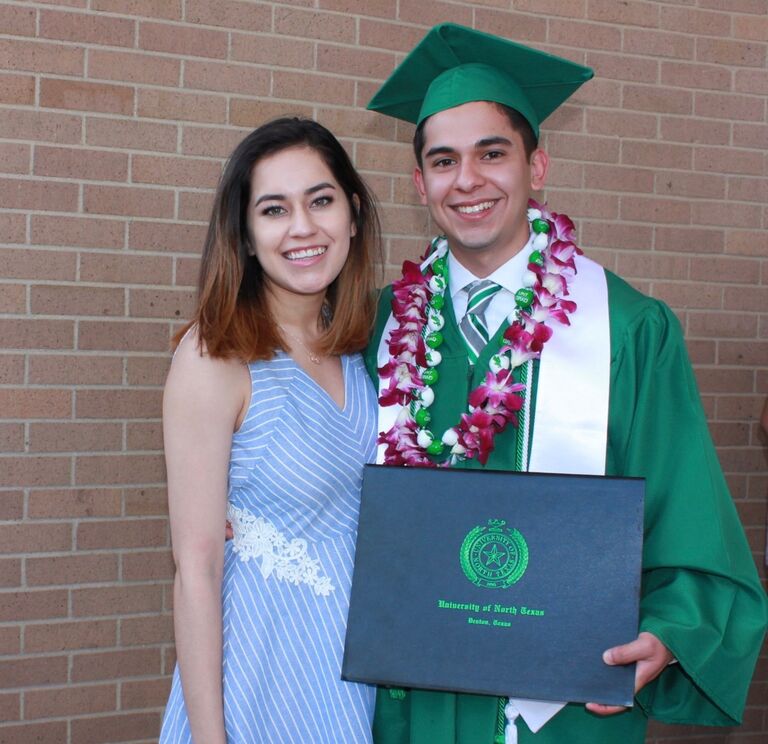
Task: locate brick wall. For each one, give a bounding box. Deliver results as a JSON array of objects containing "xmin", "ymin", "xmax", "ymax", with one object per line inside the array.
[{"xmin": 0, "ymin": 1, "xmax": 765, "ymax": 742}]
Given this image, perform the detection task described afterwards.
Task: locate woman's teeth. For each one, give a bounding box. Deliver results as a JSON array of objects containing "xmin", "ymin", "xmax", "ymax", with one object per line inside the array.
[{"xmin": 285, "ymin": 246, "xmax": 326, "ymax": 260}]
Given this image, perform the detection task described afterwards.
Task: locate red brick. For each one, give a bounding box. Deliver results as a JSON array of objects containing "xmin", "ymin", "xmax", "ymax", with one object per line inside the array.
[
  {"xmin": 0, "ymin": 177, "xmax": 78, "ymax": 211},
  {"xmin": 694, "ymin": 146, "xmax": 763, "ymax": 177},
  {"xmin": 652, "ymin": 282, "xmax": 723, "ymax": 311},
  {"xmin": 124, "ymin": 486, "xmax": 168, "ymax": 516},
  {"xmin": 178, "ymin": 191, "xmax": 215, "ymax": 222},
  {"xmin": 729, "ymin": 176, "xmax": 768, "ymax": 205},
  {"xmin": 28, "ymin": 422, "xmax": 123, "ymax": 454},
  {"xmin": 0, "ymin": 108, "xmax": 82, "ymax": 144},
  {"xmin": 70, "ymin": 711, "xmax": 163, "ymax": 744},
  {"xmin": 77, "ymin": 518, "xmax": 166, "ymax": 551},
  {"xmin": 690, "ymin": 256, "xmax": 761, "ymax": 285},
  {"xmin": 39, "ymin": 8, "xmax": 135, "ymax": 46},
  {"xmin": 691, "ymin": 201, "xmax": 763, "ymax": 230},
  {"xmin": 123, "ymin": 549, "xmax": 174, "ymax": 581},
  {"xmin": 735, "ymin": 68, "xmax": 768, "ymax": 96},
  {"xmin": 0, "ymin": 521, "xmax": 72, "ymax": 554},
  {"xmin": 0, "ymin": 722, "xmax": 67, "ymax": 744},
  {"xmin": 32, "ymin": 215, "xmax": 124, "ymax": 252},
  {"xmin": 229, "ymin": 99, "xmax": 314, "ymax": 129},
  {"xmin": 661, "ymin": 61, "xmax": 732, "ymax": 91},
  {"xmin": 0, "ymin": 285, "xmax": 25, "ymax": 314},
  {"xmin": 0, "ymin": 4, "xmax": 35, "ymax": 35},
  {"xmin": 0, "ymin": 589, "xmax": 68, "ymax": 622},
  {"xmin": 86, "ymin": 116, "xmax": 178, "ymax": 153},
  {"xmin": 273, "ymin": 70, "xmax": 355, "ymax": 106},
  {"xmin": 717, "ymin": 395, "xmax": 765, "ymax": 422},
  {"xmin": 175, "ymin": 257, "xmax": 201, "ymax": 286},
  {"xmin": 660, "ymin": 5, "xmax": 731, "ymax": 37},
  {"xmin": 132, "ymin": 154, "xmax": 221, "ymax": 188},
  {"xmin": 655, "ymin": 171, "xmax": 725, "ymax": 200},
  {"xmin": 139, "ymin": 20, "xmax": 227, "ymax": 58},
  {"xmin": 0, "ymin": 214, "xmax": 26, "ymax": 244},
  {"xmin": 724, "ymin": 286, "xmax": 768, "ymax": 313},
  {"xmin": 0, "ymin": 38, "xmax": 84, "ymax": 75},
  {"xmin": 0, "ymin": 491, "xmax": 23, "ymax": 521},
  {"xmin": 34, "ymin": 145, "xmax": 128, "ymax": 182},
  {"xmin": 78, "ymin": 321, "xmax": 171, "ymax": 352},
  {"xmin": 3, "ymin": 248, "xmax": 71, "ymax": 281},
  {"xmin": 513, "ymin": 0, "xmax": 585, "ymax": 16},
  {"xmin": 31, "ymin": 284, "xmax": 125, "ymax": 317},
  {"xmin": 319, "ymin": 0, "xmax": 394, "ymax": 16},
  {"xmin": 0, "ymin": 558, "xmax": 21, "ymax": 588},
  {"xmin": 317, "ymin": 44, "xmax": 395, "ymax": 80},
  {"xmin": 79, "ymin": 252, "xmax": 173, "ymax": 286},
  {"xmin": 138, "ymin": 88, "xmax": 227, "ymax": 124},
  {"xmin": 695, "ymin": 91, "xmax": 765, "ymax": 122},
  {"xmin": 230, "ymin": 32, "xmax": 314, "ymax": 68},
  {"xmin": 76, "ymin": 388, "xmax": 162, "ymax": 419},
  {"xmin": 617, "ymin": 253, "xmax": 690, "ymax": 281},
  {"xmin": 120, "ymin": 613, "xmax": 173, "ymax": 647},
  {"xmin": 128, "ymin": 220, "xmax": 207, "ymax": 253},
  {"xmin": 0, "ymin": 143, "xmax": 29, "ymax": 175},
  {"xmin": 92, "ymin": 0, "xmax": 182, "ymax": 19},
  {"xmin": 0, "ymin": 627, "xmax": 20, "ymax": 656},
  {"xmin": 588, "ymin": 0, "xmax": 658, "ymax": 26},
  {"xmin": 719, "ymin": 341, "xmax": 768, "ymax": 368},
  {"xmin": 183, "ymin": 59, "xmax": 269, "ymax": 96},
  {"xmin": 581, "ymin": 164, "xmax": 653, "ymax": 194},
  {"xmin": 28, "ymin": 355, "xmax": 123, "ymax": 386},
  {"xmin": 0, "ymin": 319, "xmax": 74, "ymax": 350},
  {"xmin": 120, "ymin": 677, "xmax": 171, "ymax": 709},
  {"xmin": 620, "ymin": 196, "xmax": 690, "ymax": 225},
  {"xmin": 659, "ymin": 116, "xmax": 730, "ymax": 146},
  {"xmin": 0, "ymin": 423, "xmax": 24, "ymax": 453},
  {"xmin": 623, "ymin": 84, "xmax": 692, "ymax": 115},
  {"xmin": 623, "ymin": 28, "xmax": 694, "ymax": 60},
  {"xmin": 25, "ymin": 618, "xmax": 117, "ymax": 654},
  {"xmin": 28, "ymin": 489, "xmax": 122, "ymax": 519},
  {"xmin": 40, "ymin": 78, "xmax": 134, "ymax": 116},
  {"xmin": 0, "ymin": 72, "xmax": 34, "ymax": 105},
  {"xmin": 725, "ymin": 230, "xmax": 768, "ymax": 258},
  {"xmin": 622, "ymin": 141, "xmax": 692, "ymax": 170},
  {"xmin": 585, "ymin": 51, "xmax": 658, "ymax": 84},
  {"xmin": 125, "ymin": 418, "xmax": 161, "ymax": 452},
  {"xmin": 24, "ymin": 683, "xmax": 117, "ymax": 719},
  {"xmin": 126, "ymin": 357, "xmax": 171, "ymax": 386},
  {"xmin": 187, "ymin": 0, "xmax": 271, "ymax": 30},
  {"xmin": 27, "ymin": 552, "xmax": 119, "ymax": 586},
  {"xmin": 551, "ymin": 19, "xmax": 621, "ymax": 50},
  {"xmin": 88, "ymin": 48, "xmax": 180, "ymax": 86},
  {"xmin": 585, "ymin": 109, "xmax": 657, "ymax": 139},
  {"xmin": 359, "ymin": 20, "xmax": 425, "ymax": 53},
  {"xmin": 697, "ymin": 37, "xmax": 766, "ymax": 68},
  {"xmin": 75, "ymin": 453, "xmax": 166, "ymax": 485},
  {"xmin": 689, "ymin": 312, "xmax": 758, "ymax": 339},
  {"xmin": 179, "ymin": 124, "xmax": 239, "ymax": 160},
  {"xmin": 401, "ymin": 0, "xmax": 473, "ymax": 25},
  {"xmin": 655, "ymin": 227, "xmax": 724, "ymax": 254},
  {"xmin": 71, "ymin": 648, "xmax": 161, "ymax": 683},
  {"xmin": 695, "ymin": 367, "xmax": 754, "ymax": 395},
  {"xmin": 84, "ymin": 184, "xmax": 175, "ymax": 219},
  {"xmin": 128, "ymin": 288, "xmax": 195, "ymax": 320},
  {"xmin": 0, "ymin": 691, "xmax": 20, "ymax": 722},
  {"xmin": 733, "ymin": 122, "xmax": 768, "ymax": 150}
]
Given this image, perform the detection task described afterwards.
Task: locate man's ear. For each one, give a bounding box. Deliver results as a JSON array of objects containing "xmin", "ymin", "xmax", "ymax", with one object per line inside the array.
[
  {"xmin": 413, "ymin": 166, "xmax": 428, "ymax": 206},
  {"xmin": 529, "ymin": 148, "xmax": 549, "ymax": 192}
]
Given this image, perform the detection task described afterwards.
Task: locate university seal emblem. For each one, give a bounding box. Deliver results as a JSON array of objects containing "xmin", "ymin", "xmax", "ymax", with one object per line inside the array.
[{"xmin": 460, "ymin": 519, "xmax": 529, "ymax": 589}]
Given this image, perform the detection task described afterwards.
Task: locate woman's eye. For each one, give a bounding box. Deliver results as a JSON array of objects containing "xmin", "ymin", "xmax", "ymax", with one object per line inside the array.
[
  {"xmin": 262, "ymin": 205, "xmax": 285, "ymax": 217},
  {"xmin": 312, "ymin": 195, "xmax": 333, "ymax": 208}
]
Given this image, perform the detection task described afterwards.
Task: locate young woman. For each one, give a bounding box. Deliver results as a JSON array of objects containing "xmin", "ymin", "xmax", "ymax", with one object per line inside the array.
[{"xmin": 159, "ymin": 118, "xmax": 381, "ymax": 743}]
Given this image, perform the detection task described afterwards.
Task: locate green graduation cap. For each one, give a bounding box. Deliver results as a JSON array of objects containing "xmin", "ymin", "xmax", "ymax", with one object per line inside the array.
[{"xmin": 367, "ymin": 23, "xmax": 593, "ymax": 138}]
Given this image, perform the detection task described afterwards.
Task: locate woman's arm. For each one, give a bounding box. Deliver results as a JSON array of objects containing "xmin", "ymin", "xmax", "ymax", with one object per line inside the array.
[{"xmin": 163, "ymin": 333, "xmax": 249, "ymax": 743}]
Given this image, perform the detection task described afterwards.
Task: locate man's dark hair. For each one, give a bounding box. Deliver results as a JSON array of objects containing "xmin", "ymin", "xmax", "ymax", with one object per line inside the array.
[{"xmin": 412, "ymin": 103, "xmax": 539, "ymax": 168}]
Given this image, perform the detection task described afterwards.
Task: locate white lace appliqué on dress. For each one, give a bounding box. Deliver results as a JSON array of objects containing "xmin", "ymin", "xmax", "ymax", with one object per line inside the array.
[{"xmin": 227, "ymin": 503, "xmax": 335, "ymax": 596}]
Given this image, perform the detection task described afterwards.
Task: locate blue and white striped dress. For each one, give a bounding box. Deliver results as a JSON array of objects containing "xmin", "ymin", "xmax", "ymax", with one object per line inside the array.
[{"xmin": 160, "ymin": 352, "xmax": 378, "ymax": 743}]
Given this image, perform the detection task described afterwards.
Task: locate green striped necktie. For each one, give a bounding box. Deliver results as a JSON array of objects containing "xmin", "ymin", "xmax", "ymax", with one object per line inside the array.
[{"xmin": 459, "ymin": 279, "xmax": 502, "ymax": 363}]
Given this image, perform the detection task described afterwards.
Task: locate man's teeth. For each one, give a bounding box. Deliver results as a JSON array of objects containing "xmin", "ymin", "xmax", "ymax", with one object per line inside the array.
[
  {"xmin": 286, "ymin": 246, "xmax": 326, "ymax": 260},
  {"xmin": 455, "ymin": 201, "xmax": 494, "ymax": 214}
]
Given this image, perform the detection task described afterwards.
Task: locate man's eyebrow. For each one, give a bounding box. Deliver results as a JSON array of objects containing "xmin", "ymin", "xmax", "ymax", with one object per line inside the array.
[
  {"xmin": 254, "ymin": 182, "xmax": 335, "ymax": 207},
  {"xmin": 476, "ymin": 136, "xmax": 513, "ymax": 148},
  {"xmin": 424, "ymin": 145, "xmax": 456, "ymax": 159}
]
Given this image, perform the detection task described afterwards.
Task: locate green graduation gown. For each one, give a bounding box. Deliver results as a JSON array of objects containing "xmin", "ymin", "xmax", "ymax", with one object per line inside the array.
[{"xmin": 364, "ymin": 268, "xmax": 767, "ymax": 744}]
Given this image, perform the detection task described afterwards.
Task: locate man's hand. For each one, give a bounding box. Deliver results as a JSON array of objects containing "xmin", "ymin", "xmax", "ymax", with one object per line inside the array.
[{"xmin": 585, "ymin": 631, "xmax": 673, "ymax": 716}]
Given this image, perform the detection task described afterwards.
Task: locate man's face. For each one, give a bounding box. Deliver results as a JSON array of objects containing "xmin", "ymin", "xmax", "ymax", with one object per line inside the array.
[{"xmin": 413, "ymin": 101, "xmax": 548, "ymax": 276}]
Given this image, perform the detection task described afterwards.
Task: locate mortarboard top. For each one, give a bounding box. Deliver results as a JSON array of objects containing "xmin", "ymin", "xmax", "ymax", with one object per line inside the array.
[{"xmin": 366, "ymin": 23, "xmax": 594, "ymax": 139}]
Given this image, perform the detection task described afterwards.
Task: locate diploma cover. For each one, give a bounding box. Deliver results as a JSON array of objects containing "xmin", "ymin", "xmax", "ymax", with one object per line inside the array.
[{"xmin": 342, "ymin": 466, "xmax": 644, "ymax": 706}]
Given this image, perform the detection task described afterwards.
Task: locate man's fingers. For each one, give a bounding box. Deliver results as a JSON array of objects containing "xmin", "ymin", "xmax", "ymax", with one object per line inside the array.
[{"xmin": 585, "ymin": 702, "xmax": 627, "ymax": 717}]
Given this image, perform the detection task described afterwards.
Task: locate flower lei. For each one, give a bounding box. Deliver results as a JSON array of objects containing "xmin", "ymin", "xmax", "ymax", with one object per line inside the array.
[{"xmin": 378, "ymin": 198, "xmax": 582, "ymax": 468}]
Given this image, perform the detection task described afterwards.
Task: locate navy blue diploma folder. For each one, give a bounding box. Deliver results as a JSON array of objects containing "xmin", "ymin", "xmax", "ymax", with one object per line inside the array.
[{"xmin": 342, "ymin": 465, "xmax": 644, "ymax": 706}]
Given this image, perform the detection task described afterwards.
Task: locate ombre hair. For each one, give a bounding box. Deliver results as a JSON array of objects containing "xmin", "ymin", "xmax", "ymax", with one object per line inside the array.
[{"xmin": 178, "ymin": 117, "xmax": 381, "ymax": 360}]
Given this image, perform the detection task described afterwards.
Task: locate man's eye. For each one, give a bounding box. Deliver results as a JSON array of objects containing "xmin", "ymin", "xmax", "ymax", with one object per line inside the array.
[
  {"xmin": 433, "ymin": 158, "xmax": 455, "ymax": 168},
  {"xmin": 483, "ymin": 150, "xmax": 504, "ymax": 160}
]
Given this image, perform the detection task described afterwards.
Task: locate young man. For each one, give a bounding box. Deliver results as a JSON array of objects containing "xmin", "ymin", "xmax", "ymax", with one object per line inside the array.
[{"xmin": 364, "ymin": 23, "xmax": 767, "ymax": 744}]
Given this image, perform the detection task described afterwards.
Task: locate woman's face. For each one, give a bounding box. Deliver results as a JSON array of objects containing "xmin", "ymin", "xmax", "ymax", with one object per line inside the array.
[{"xmin": 246, "ymin": 146, "xmax": 355, "ymax": 304}]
